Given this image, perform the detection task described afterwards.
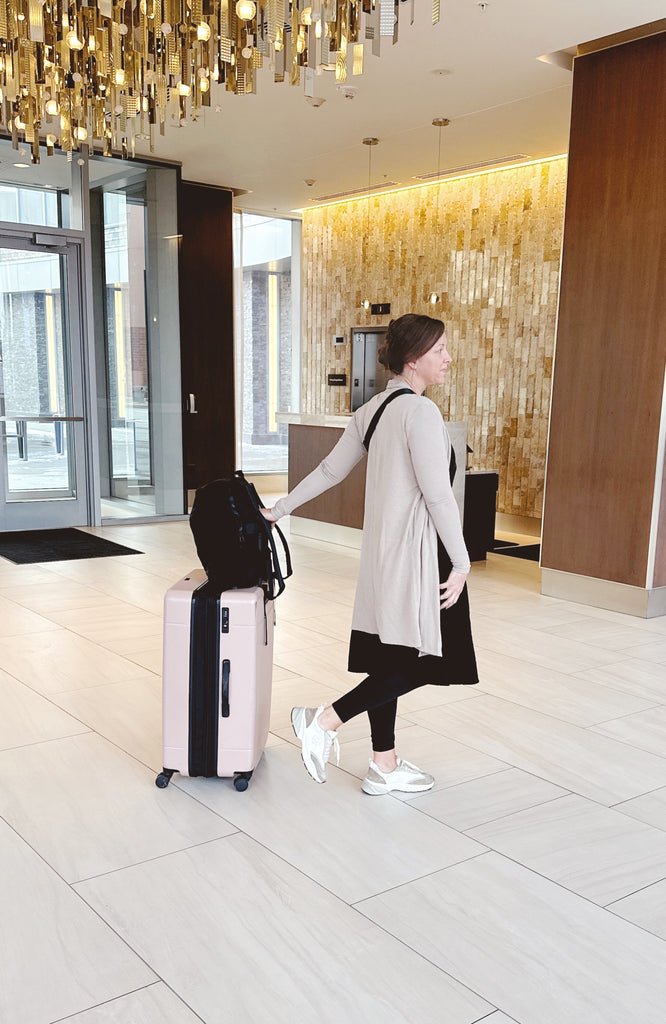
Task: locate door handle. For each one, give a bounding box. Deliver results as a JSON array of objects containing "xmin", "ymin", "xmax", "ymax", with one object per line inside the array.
[{"xmin": 187, "ymin": 394, "xmax": 197, "ymax": 414}]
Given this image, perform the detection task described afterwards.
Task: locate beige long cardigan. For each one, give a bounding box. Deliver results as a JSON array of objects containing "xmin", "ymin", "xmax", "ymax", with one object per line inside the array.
[{"xmin": 272, "ymin": 379, "xmax": 471, "ymax": 658}]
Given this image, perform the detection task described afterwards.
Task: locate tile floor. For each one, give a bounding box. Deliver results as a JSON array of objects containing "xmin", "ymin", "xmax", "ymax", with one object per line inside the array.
[{"xmin": 1, "ymin": 515, "xmax": 666, "ymax": 1024}]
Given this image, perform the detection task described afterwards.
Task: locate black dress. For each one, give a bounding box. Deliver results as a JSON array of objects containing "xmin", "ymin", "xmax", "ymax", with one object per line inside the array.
[{"xmin": 347, "ymin": 447, "xmax": 479, "ymax": 687}]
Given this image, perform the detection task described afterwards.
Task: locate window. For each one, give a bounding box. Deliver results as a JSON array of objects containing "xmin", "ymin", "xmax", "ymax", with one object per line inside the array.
[{"xmin": 234, "ymin": 213, "xmax": 301, "ymax": 473}]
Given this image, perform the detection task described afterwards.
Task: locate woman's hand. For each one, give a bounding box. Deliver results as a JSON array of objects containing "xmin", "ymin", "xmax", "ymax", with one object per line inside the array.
[
  {"xmin": 439, "ymin": 570, "xmax": 468, "ymax": 609},
  {"xmin": 260, "ymin": 508, "xmax": 277, "ymax": 527}
]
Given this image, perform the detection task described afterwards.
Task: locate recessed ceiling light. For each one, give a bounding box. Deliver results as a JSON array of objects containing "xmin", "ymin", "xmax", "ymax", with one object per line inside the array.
[{"xmin": 13, "ymin": 162, "xmax": 29, "ymax": 168}]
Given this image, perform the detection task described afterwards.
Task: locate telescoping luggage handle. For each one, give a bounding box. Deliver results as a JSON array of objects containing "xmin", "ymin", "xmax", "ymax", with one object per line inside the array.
[{"xmin": 236, "ymin": 470, "xmax": 293, "ymax": 601}]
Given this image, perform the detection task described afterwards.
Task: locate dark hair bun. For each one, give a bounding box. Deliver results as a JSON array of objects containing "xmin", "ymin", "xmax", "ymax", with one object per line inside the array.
[{"xmin": 377, "ymin": 314, "xmax": 445, "ymax": 375}]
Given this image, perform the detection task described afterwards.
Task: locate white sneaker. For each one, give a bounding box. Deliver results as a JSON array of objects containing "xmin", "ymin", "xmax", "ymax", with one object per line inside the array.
[
  {"xmin": 361, "ymin": 758, "xmax": 435, "ymax": 796},
  {"xmin": 291, "ymin": 706, "xmax": 340, "ymax": 784}
]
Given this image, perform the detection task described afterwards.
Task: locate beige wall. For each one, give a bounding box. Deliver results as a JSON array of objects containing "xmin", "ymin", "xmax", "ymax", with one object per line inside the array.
[{"xmin": 302, "ymin": 156, "xmax": 566, "ymax": 519}]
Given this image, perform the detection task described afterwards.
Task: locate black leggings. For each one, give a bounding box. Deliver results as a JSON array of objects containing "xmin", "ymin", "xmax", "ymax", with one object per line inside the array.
[{"xmin": 332, "ymin": 670, "xmax": 425, "ymax": 752}]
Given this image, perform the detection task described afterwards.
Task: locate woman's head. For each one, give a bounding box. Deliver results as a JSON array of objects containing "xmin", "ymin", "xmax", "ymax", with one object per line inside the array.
[{"xmin": 378, "ymin": 314, "xmax": 446, "ymax": 374}]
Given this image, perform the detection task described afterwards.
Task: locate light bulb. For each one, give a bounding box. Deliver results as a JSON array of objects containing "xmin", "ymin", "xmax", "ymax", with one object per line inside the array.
[
  {"xmin": 118, "ymin": 23, "xmax": 128, "ymax": 34},
  {"xmin": 46, "ymin": 134, "xmax": 56, "ymax": 146},
  {"xmin": 235, "ymin": 0, "xmax": 256, "ymax": 21},
  {"xmin": 45, "ymin": 98, "xmax": 59, "ymax": 115},
  {"xmin": 75, "ymin": 126, "xmax": 88, "ymax": 141},
  {"xmin": 178, "ymin": 81, "xmax": 191, "ymax": 96},
  {"xmin": 428, "ymin": 291, "xmax": 439, "ymax": 305},
  {"xmin": 301, "ymin": 6, "xmax": 312, "ymax": 24},
  {"xmin": 362, "ymin": 298, "xmax": 371, "ymax": 310},
  {"xmin": 65, "ymin": 29, "xmax": 84, "ymax": 50},
  {"xmin": 197, "ymin": 22, "xmax": 211, "ymax": 40},
  {"xmin": 199, "ymin": 77, "xmax": 210, "ymax": 92},
  {"xmin": 241, "ymin": 45, "xmax": 252, "ymax": 58},
  {"xmin": 161, "ymin": 21, "xmax": 172, "ymax": 33},
  {"xmin": 115, "ymin": 68, "xmax": 126, "ymax": 86}
]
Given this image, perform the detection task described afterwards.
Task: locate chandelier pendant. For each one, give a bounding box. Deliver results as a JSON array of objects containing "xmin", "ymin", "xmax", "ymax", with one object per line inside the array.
[{"xmin": 0, "ymin": 0, "xmax": 430, "ymax": 162}]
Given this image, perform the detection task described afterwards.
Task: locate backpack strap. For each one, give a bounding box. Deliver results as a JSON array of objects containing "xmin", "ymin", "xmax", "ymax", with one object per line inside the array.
[{"xmin": 362, "ymin": 388, "xmax": 414, "ymax": 451}]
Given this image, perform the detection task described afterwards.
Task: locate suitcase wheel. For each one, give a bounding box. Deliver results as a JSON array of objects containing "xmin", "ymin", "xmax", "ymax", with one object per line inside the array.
[
  {"xmin": 155, "ymin": 769, "xmax": 175, "ymax": 789},
  {"xmin": 233, "ymin": 771, "xmax": 253, "ymax": 792}
]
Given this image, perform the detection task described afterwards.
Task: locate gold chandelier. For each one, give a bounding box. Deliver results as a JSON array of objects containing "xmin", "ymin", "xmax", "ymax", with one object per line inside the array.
[{"xmin": 0, "ymin": 0, "xmax": 441, "ymax": 163}]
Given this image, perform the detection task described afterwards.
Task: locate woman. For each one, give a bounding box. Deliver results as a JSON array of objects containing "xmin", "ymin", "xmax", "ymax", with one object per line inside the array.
[{"xmin": 262, "ymin": 313, "xmax": 478, "ymax": 794}]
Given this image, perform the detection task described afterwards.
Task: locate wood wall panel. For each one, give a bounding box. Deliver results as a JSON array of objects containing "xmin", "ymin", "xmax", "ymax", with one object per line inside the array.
[
  {"xmin": 178, "ymin": 181, "xmax": 235, "ymax": 489},
  {"xmin": 541, "ymin": 33, "xmax": 666, "ymax": 588},
  {"xmin": 288, "ymin": 425, "xmax": 365, "ymax": 528},
  {"xmin": 302, "ymin": 158, "xmax": 566, "ymax": 519}
]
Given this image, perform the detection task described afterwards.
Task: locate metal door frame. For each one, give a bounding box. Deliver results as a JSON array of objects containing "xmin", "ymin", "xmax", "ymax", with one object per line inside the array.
[{"xmin": 0, "ymin": 225, "xmax": 94, "ymax": 530}]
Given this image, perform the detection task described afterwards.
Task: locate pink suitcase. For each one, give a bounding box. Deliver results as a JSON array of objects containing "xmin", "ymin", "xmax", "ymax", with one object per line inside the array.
[{"xmin": 156, "ymin": 568, "xmax": 274, "ymax": 791}]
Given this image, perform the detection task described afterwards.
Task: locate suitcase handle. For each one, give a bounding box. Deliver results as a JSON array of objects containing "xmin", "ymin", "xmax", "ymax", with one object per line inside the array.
[{"xmin": 221, "ymin": 659, "xmax": 230, "ymax": 718}]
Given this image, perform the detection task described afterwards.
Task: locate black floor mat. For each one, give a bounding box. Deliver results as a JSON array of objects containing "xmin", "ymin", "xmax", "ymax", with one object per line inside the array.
[{"xmin": 0, "ymin": 528, "xmax": 142, "ymax": 564}]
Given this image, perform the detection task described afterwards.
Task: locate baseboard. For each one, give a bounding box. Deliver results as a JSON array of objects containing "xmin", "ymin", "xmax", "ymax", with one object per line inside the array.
[{"xmin": 541, "ymin": 567, "xmax": 666, "ymax": 618}]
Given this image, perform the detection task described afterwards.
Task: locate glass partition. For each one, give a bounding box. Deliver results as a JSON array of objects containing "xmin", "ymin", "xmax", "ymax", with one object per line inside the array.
[{"xmin": 234, "ymin": 213, "xmax": 300, "ymax": 473}]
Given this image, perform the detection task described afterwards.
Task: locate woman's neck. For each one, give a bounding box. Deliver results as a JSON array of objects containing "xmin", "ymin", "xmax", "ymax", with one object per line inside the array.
[{"xmin": 394, "ymin": 374, "xmax": 425, "ymax": 396}]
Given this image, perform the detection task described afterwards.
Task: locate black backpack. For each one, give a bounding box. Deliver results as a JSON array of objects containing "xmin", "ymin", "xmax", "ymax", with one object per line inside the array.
[{"xmin": 189, "ymin": 471, "xmax": 292, "ymax": 599}]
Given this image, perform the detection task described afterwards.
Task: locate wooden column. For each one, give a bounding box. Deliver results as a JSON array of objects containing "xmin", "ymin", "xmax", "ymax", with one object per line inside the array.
[
  {"xmin": 178, "ymin": 181, "xmax": 235, "ymax": 490},
  {"xmin": 541, "ymin": 30, "xmax": 666, "ymax": 616}
]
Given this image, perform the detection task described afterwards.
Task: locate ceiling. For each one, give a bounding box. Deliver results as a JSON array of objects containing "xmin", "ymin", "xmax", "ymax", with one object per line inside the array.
[
  {"xmin": 130, "ymin": 0, "xmax": 665, "ymax": 215},
  {"xmin": 1, "ymin": 2, "xmax": 663, "ymax": 215}
]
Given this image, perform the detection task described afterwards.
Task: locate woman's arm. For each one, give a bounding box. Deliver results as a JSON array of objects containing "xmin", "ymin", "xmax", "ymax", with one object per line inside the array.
[
  {"xmin": 406, "ymin": 400, "xmax": 471, "ymax": 576},
  {"xmin": 269, "ymin": 419, "xmax": 366, "ymax": 520}
]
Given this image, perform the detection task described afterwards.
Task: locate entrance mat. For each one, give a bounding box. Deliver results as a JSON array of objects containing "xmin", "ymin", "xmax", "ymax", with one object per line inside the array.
[
  {"xmin": 492, "ymin": 542, "xmax": 541, "ymax": 562},
  {"xmin": 0, "ymin": 528, "xmax": 142, "ymax": 564}
]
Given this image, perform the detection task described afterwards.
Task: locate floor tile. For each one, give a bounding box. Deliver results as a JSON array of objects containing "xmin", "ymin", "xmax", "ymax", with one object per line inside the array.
[
  {"xmin": 42, "ymin": 600, "xmax": 163, "ymax": 644},
  {"xmin": 540, "ymin": 616, "xmax": 660, "ymax": 651},
  {"xmin": 573, "ymin": 658, "xmax": 666, "ymax": 703},
  {"xmin": 608, "ymin": 878, "xmax": 666, "ymax": 940},
  {"xmin": 472, "ymin": 614, "xmax": 619, "ymax": 674},
  {"xmin": 0, "ymin": 819, "xmax": 155, "ymax": 1024},
  {"xmin": 467, "ymin": 793, "xmax": 666, "ymax": 905},
  {"xmin": 475, "ymin": 649, "xmax": 653, "ymax": 726},
  {"xmin": 274, "ymin": 638, "xmax": 360, "ymax": 692},
  {"xmin": 76, "ymin": 833, "xmax": 493, "ymax": 1024},
  {"xmin": 0, "ymin": 593, "xmax": 61, "ymax": 637},
  {"xmin": 51, "ymin": 676, "xmax": 163, "ymax": 772},
  {"xmin": 616, "ymin": 638, "xmax": 666, "ymax": 664},
  {"xmin": 613, "ymin": 787, "xmax": 666, "ymax": 830},
  {"xmin": 0, "ymin": 668, "xmax": 89, "ymax": 751},
  {"xmin": 405, "ymin": 695, "xmax": 666, "ymax": 804},
  {"xmin": 408, "ymin": 768, "xmax": 568, "ymax": 831},
  {"xmin": 357, "ymin": 852, "xmax": 666, "ymax": 1024},
  {"xmin": 0, "ymin": 732, "xmax": 236, "ymax": 882},
  {"xmin": 273, "ymin": 619, "xmax": 339, "ymax": 654},
  {"xmin": 60, "ymin": 983, "xmax": 203, "ymax": 1024},
  {"xmin": 0, "ymin": 579, "xmax": 119, "ymax": 615},
  {"xmin": 591, "ymin": 706, "xmax": 666, "ymax": 758},
  {"xmin": 0, "ymin": 629, "xmax": 155, "ymax": 694},
  {"xmin": 174, "ymin": 743, "xmax": 485, "ymax": 903},
  {"xmin": 396, "ymin": 683, "xmax": 481, "ymax": 713}
]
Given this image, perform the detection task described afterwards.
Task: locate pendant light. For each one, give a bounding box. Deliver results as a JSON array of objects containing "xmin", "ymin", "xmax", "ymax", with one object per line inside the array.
[
  {"xmin": 360, "ymin": 137, "xmax": 379, "ymax": 311},
  {"xmin": 427, "ymin": 117, "xmax": 450, "ymax": 306}
]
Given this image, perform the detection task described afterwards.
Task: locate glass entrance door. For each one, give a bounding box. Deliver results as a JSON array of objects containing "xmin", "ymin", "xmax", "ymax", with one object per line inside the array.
[{"xmin": 0, "ymin": 236, "xmax": 88, "ymax": 530}]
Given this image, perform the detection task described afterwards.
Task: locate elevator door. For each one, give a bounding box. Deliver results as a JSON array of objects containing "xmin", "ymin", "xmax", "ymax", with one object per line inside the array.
[{"xmin": 351, "ymin": 329, "xmax": 390, "ymax": 411}]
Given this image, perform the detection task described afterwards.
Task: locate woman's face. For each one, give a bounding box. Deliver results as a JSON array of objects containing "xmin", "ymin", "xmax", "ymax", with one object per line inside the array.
[{"xmin": 412, "ymin": 332, "xmax": 452, "ymax": 387}]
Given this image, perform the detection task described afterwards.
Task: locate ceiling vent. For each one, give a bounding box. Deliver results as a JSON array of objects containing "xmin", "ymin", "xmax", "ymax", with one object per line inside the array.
[
  {"xmin": 313, "ymin": 181, "xmax": 400, "ymax": 202},
  {"xmin": 414, "ymin": 155, "xmax": 530, "ymax": 181}
]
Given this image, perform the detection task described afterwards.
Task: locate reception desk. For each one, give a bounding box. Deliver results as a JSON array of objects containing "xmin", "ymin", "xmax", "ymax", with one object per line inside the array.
[{"xmin": 278, "ymin": 413, "xmax": 472, "ymax": 547}]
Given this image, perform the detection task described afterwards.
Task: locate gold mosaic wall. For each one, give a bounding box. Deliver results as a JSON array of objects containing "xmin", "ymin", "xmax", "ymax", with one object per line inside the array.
[{"xmin": 302, "ymin": 156, "xmax": 567, "ymax": 519}]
